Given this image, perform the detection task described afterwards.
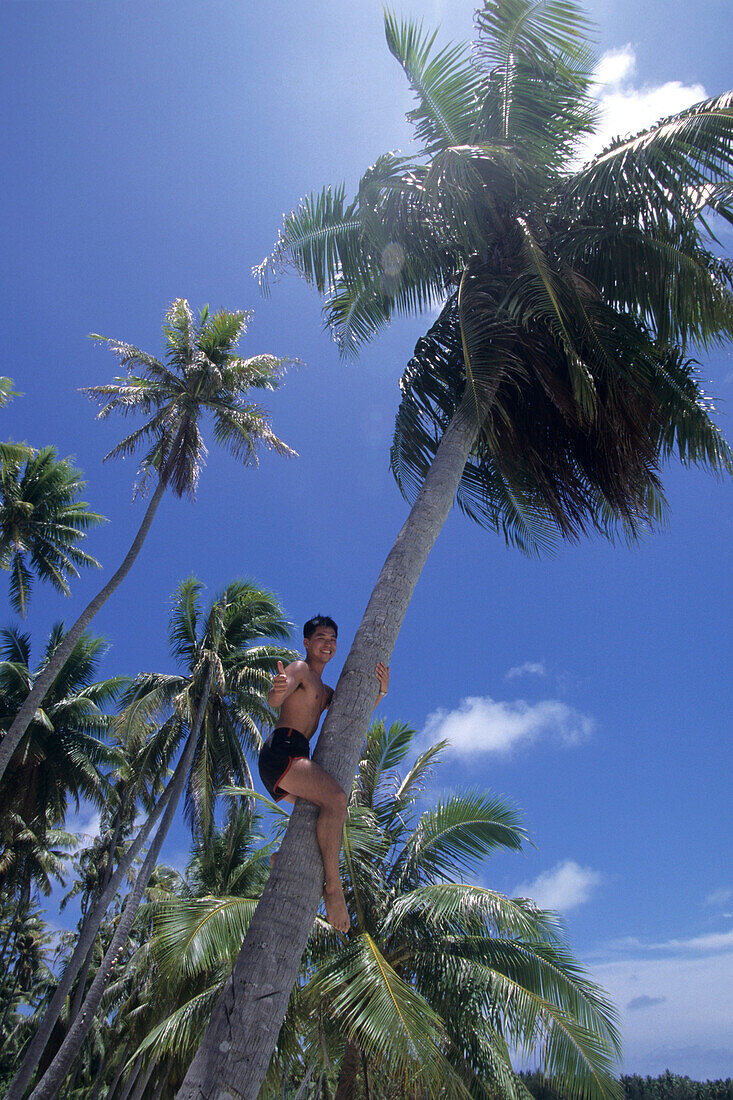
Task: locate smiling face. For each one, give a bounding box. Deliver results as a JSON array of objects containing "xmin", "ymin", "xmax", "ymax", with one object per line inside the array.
[{"xmin": 303, "ymin": 625, "xmax": 337, "ymax": 665}]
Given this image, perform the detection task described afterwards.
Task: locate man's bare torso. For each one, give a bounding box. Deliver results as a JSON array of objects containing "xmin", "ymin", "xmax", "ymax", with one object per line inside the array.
[{"xmin": 277, "ymin": 660, "xmax": 333, "ymax": 739}]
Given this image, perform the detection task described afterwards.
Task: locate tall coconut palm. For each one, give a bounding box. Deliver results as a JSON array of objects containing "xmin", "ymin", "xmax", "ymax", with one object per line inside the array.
[
  {"xmin": 0, "ymin": 446, "xmax": 103, "ymax": 617},
  {"xmin": 181, "ymin": 3, "xmax": 733, "ymax": 1097},
  {"xmin": 23, "ymin": 578, "xmax": 295, "ymax": 1100},
  {"xmin": 96, "ymin": 806, "xmax": 273, "ymax": 1099},
  {"xmin": 118, "ymin": 576, "xmax": 296, "ymax": 845},
  {"xmin": 7, "ymin": 697, "xmax": 184, "ymax": 1100},
  {"xmin": 0, "ymin": 298, "xmax": 295, "ymax": 786},
  {"xmin": 144, "ymin": 723, "xmax": 619, "ymax": 1100}
]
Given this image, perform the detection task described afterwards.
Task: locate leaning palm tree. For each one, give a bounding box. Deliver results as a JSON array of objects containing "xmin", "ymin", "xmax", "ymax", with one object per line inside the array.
[
  {"xmin": 0, "ymin": 298, "xmax": 295, "ymax": 786},
  {"xmin": 23, "ymin": 578, "xmax": 294, "ymax": 1100},
  {"xmin": 181, "ymin": 3, "xmax": 733, "ymax": 1096},
  {"xmin": 142, "ymin": 723, "xmax": 619, "ymax": 1100},
  {"xmin": 96, "ymin": 806, "xmax": 273, "ymax": 1099},
  {"xmin": 0, "ymin": 445, "xmax": 103, "ymax": 617}
]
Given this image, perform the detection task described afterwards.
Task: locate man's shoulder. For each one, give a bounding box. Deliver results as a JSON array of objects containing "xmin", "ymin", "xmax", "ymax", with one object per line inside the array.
[{"xmin": 286, "ymin": 659, "xmax": 308, "ymax": 676}]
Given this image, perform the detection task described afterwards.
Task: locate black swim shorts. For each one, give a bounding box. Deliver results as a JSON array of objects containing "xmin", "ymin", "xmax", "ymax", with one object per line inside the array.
[{"xmin": 258, "ymin": 727, "xmax": 310, "ymax": 801}]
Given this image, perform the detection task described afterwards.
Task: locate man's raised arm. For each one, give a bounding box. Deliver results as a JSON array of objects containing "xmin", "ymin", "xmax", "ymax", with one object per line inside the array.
[{"xmin": 267, "ymin": 660, "xmax": 301, "ymax": 709}]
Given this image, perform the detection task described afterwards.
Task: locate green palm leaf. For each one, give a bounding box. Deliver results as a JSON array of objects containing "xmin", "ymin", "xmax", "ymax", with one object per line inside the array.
[
  {"xmin": 384, "ymin": 12, "xmax": 481, "ymax": 153},
  {"xmin": 307, "ymin": 932, "xmax": 472, "ymax": 1098},
  {"xmin": 394, "ymin": 791, "xmax": 526, "ymax": 884}
]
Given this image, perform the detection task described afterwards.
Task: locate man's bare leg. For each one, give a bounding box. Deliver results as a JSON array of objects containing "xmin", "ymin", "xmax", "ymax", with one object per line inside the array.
[{"xmin": 276, "ymin": 758, "xmax": 350, "ymax": 933}]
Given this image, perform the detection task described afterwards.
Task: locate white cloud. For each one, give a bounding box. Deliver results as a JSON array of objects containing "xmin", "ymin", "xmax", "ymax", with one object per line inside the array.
[
  {"xmin": 649, "ymin": 929, "xmax": 733, "ymax": 954},
  {"xmin": 421, "ymin": 695, "xmax": 594, "ymax": 757},
  {"xmin": 580, "ymin": 45, "xmax": 706, "ymax": 161},
  {"xmin": 514, "ymin": 859, "xmax": 602, "ymax": 911},
  {"xmin": 594, "ymin": 46, "xmax": 636, "ymax": 88},
  {"xmin": 66, "ymin": 807, "xmax": 101, "ymax": 842},
  {"xmin": 505, "ymin": 661, "xmax": 546, "ymax": 680}
]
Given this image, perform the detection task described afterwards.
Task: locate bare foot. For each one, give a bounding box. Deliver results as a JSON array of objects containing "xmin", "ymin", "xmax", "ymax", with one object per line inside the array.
[
  {"xmin": 269, "ymin": 851, "xmax": 278, "ymax": 869},
  {"xmin": 324, "ymin": 884, "xmax": 350, "ymax": 934}
]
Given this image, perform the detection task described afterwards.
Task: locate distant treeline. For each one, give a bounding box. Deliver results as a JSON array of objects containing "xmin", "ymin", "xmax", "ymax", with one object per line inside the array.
[{"xmin": 521, "ymin": 1070, "xmax": 733, "ymax": 1100}]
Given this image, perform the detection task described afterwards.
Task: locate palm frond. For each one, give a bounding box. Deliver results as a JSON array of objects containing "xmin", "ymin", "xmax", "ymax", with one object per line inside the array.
[
  {"xmin": 395, "ymin": 791, "xmax": 526, "ymax": 885},
  {"xmin": 306, "ymin": 933, "xmax": 472, "ymax": 1097},
  {"xmin": 384, "ymin": 11, "xmax": 482, "ymax": 153}
]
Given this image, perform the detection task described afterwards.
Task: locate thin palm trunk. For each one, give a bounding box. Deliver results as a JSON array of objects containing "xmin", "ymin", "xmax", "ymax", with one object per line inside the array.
[
  {"xmin": 28, "ymin": 668, "xmax": 213, "ymax": 1100},
  {"xmin": 334, "ymin": 1040, "xmax": 360, "ymax": 1100},
  {"xmin": 7, "ymin": 777, "xmax": 178, "ymax": 1100},
  {"xmin": 176, "ymin": 400, "xmax": 479, "ymax": 1099},
  {"xmin": 0, "ymin": 883, "xmax": 25, "ymax": 971},
  {"xmin": 150, "ymin": 1077, "xmax": 166, "ymax": 1100},
  {"xmin": 0, "ymin": 964, "xmax": 22, "ymax": 1035},
  {"xmin": 106, "ymin": 1049, "xmax": 134, "ymax": 1100},
  {"xmin": 361, "ymin": 1051, "xmax": 370, "ymax": 1100},
  {"xmin": 89, "ymin": 1051, "xmax": 108, "ymax": 1100},
  {"xmin": 115, "ymin": 1055, "xmax": 144, "ymax": 1100},
  {"xmin": 129, "ymin": 1057, "xmax": 156, "ymax": 1100},
  {"xmin": 0, "ymin": 475, "xmax": 168, "ymax": 785},
  {"xmin": 69, "ymin": 812, "xmax": 125, "ymax": 1024}
]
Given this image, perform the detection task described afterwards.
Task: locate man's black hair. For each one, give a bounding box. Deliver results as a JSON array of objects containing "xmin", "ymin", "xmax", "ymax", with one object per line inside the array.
[{"xmin": 303, "ymin": 615, "xmax": 338, "ymax": 639}]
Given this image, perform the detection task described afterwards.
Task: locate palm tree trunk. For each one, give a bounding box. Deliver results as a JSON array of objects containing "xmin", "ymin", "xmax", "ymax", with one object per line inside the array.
[
  {"xmin": 0, "ymin": 473, "xmax": 168, "ymax": 785},
  {"xmin": 361, "ymin": 1051, "xmax": 370, "ymax": 1100},
  {"xmin": 28, "ymin": 668, "xmax": 213, "ymax": 1100},
  {"xmin": 7, "ymin": 777, "xmax": 178, "ymax": 1100},
  {"xmin": 175, "ymin": 400, "xmax": 479, "ymax": 1099},
  {"xmin": 69, "ymin": 811, "xmax": 126, "ymax": 1024},
  {"xmin": 334, "ymin": 1040, "xmax": 360, "ymax": 1100},
  {"xmin": 105, "ymin": 1050, "xmax": 134, "ymax": 1100},
  {"xmin": 89, "ymin": 1051, "xmax": 108, "ymax": 1100},
  {"xmin": 129, "ymin": 1057, "xmax": 156, "ymax": 1100},
  {"xmin": 150, "ymin": 1077, "xmax": 166, "ymax": 1100},
  {"xmin": 0, "ymin": 879, "xmax": 26, "ymax": 971},
  {"xmin": 115, "ymin": 1055, "xmax": 144, "ymax": 1100}
]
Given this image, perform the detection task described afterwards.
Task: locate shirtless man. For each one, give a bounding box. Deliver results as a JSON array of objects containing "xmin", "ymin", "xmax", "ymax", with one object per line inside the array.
[{"xmin": 258, "ymin": 615, "xmax": 389, "ymax": 934}]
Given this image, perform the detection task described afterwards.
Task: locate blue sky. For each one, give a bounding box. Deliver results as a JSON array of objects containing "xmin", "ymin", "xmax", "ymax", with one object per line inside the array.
[{"xmin": 2, "ymin": 0, "xmax": 732, "ymax": 1082}]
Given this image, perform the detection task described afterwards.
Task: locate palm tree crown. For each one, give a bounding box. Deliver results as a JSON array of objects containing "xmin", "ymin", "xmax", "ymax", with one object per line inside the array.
[
  {"xmin": 140, "ymin": 723, "xmax": 621, "ymax": 1100},
  {"xmin": 84, "ymin": 298, "xmax": 296, "ymax": 499},
  {"xmin": 0, "ymin": 447, "xmax": 103, "ymax": 616},
  {"xmin": 260, "ymin": 0, "xmax": 733, "ymax": 552},
  {"xmin": 119, "ymin": 577, "xmax": 296, "ymax": 843},
  {"xmin": 0, "ymin": 625, "xmax": 121, "ymax": 833}
]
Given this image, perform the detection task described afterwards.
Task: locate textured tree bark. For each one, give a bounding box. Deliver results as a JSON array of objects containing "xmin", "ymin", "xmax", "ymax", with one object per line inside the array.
[
  {"xmin": 7, "ymin": 779, "xmax": 177, "ymax": 1100},
  {"xmin": 29, "ymin": 670, "xmax": 212, "ymax": 1100},
  {"xmin": 129, "ymin": 1058, "xmax": 157, "ymax": 1100},
  {"xmin": 334, "ymin": 1041, "xmax": 360, "ymax": 1100},
  {"xmin": 175, "ymin": 401, "xmax": 479, "ymax": 1100},
  {"xmin": 0, "ymin": 476, "xmax": 168, "ymax": 784},
  {"xmin": 115, "ymin": 1055, "xmax": 143, "ymax": 1100},
  {"xmin": 69, "ymin": 809, "xmax": 126, "ymax": 1024}
]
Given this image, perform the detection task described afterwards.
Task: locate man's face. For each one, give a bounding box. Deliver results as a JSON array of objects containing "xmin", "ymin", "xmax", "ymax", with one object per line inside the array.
[{"xmin": 304, "ymin": 626, "xmax": 337, "ymax": 664}]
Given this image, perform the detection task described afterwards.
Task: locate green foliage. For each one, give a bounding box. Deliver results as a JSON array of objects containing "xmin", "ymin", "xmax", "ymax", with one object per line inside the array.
[
  {"xmin": 262, "ymin": 0, "xmax": 733, "ymax": 556},
  {"xmin": 117, "ymin": 575, "xmax": 296, "ymax": 843},
  {"xmin": 0, "ymin": 446, "xmax": 103, "ymax": 616},
  {"xmin": 84, "ymin": 297, "xmax": 296, "ymax": 499},
  {"xmin": 521, "ymin": 1070, "xmax": 733, "ymax": 1100},
  {"xmin": 0, "ymin": 377, "xmax": 20, "ymax": 408},
  {"xmin": 0, "ymin": 625, "xmax": 122, "ymax": 846}
]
